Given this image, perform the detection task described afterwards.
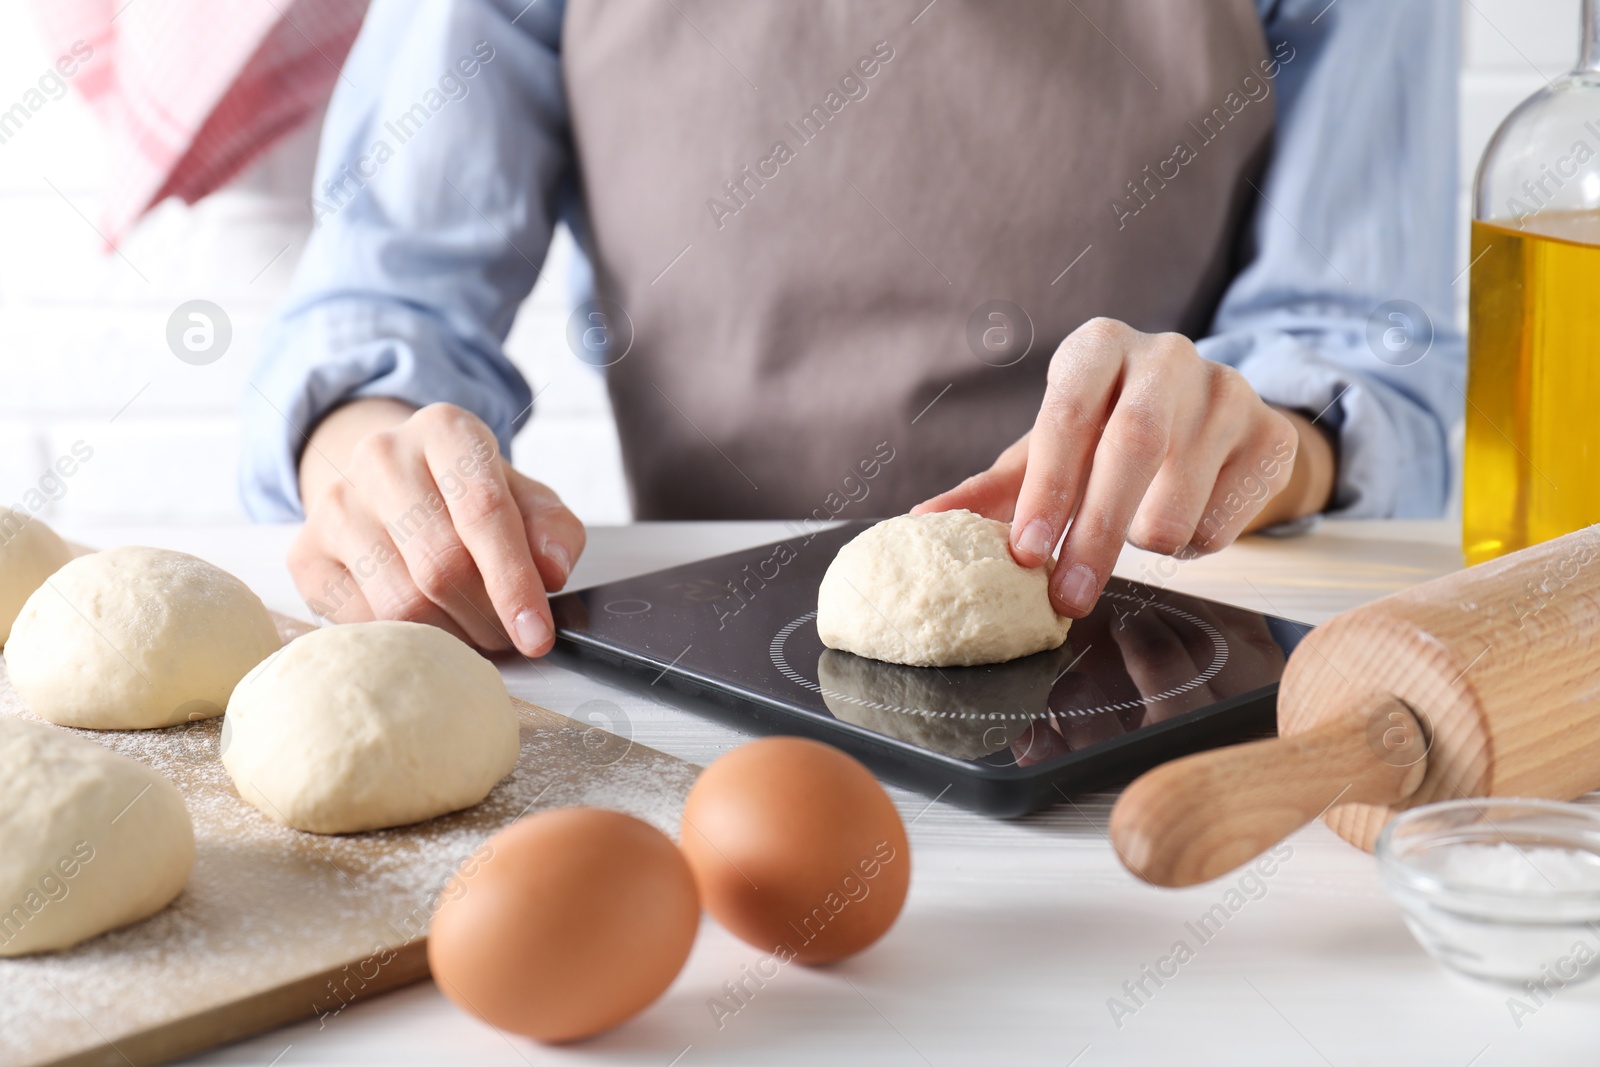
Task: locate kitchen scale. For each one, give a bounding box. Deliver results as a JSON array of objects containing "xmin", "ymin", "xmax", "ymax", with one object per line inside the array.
[{"xmin": 549, "ymin": 522, "xmax": 1312, "ymax": 816}]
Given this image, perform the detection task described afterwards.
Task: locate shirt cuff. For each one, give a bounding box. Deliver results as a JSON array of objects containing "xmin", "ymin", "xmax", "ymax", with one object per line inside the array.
[{"xmin": 239, "ymin": 299, "xmax": 533, "ymax": 521}]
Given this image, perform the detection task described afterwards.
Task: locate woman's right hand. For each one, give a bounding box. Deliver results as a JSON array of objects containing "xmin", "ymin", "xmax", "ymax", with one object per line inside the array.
[{"xmin": 290, "ymin": 399, "xmax": 586, "ymax": 657}]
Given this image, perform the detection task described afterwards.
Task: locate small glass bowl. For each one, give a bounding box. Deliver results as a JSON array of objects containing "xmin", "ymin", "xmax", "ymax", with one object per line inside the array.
[{"xmin": 1376, "ymin": 798, "xmax": 1600, "ymax": 986}]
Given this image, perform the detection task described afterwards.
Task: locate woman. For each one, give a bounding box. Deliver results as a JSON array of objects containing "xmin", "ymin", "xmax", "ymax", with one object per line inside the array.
[{"xmin": 242, "ymin": 0, "xmax": 1460, "ymax": 656}]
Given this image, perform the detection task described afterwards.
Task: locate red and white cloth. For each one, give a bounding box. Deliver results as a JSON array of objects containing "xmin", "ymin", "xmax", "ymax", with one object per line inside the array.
[{"xmin": 29, "ymin": 0, "xmax": 370, "ymax": 245}]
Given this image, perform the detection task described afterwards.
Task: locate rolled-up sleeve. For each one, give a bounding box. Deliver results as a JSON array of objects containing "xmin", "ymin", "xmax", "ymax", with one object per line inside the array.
[
  {"xmin": 240, "ymin": 0, "xmax": 571, "ymax": 521},
  {"xmin": 1198, "ymin": 0, "xmax": 1465, "ymax": 518}
]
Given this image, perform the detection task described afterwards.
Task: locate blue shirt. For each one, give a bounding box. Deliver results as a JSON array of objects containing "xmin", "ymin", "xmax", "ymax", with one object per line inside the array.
[{"xmin": 241, "ymin": 0, "xmax": 1464, "ymax": 523}]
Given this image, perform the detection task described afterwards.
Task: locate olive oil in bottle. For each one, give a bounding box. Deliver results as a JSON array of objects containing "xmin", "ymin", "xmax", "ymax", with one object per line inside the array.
[
  {"xmin": 1465, "ymin": 214, "xmax": 1600, "ymax": 565},
  {"xmin": 1465, "ymin": 0, "xmax": 1600, "ymax": 563}
]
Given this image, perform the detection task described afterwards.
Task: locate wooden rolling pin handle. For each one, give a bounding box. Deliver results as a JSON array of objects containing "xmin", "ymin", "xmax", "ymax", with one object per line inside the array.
[{"xmin": 1108, "ymin": 698, "xmax": 1428, "ymax": 888}]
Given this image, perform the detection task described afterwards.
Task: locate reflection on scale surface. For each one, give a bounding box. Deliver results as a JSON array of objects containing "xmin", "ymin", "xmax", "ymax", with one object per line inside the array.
[{"xmin": 781, "ymin": 589, "xmax": 1293, "ymax": 767}]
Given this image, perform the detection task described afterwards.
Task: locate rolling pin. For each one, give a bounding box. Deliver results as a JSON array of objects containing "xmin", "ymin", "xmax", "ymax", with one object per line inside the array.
[{"xmin": 1109, "ymin": 524, "xmax": 1600, "ymax": 888}]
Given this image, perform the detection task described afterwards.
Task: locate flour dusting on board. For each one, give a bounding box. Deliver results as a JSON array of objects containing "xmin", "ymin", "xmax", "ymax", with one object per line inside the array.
[{"xmin": 0, "ymin": 647, "xmax": 700, "ymax": 1066}]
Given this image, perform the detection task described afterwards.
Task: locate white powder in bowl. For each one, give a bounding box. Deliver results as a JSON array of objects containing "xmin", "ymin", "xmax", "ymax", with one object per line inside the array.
[{"xmin": 1423, "ymin": 842, "xmax": 1600, "ymax": 893}]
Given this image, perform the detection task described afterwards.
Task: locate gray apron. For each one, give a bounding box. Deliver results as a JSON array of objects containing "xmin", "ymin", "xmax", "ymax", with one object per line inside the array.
[{"xmin": 563, "ymin": 0, "xmax": 1273, "ymax": 520}]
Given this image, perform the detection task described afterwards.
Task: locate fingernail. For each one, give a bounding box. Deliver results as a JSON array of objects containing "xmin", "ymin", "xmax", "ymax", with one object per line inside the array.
[
  {"xmin": 512, "ymin": 609, "xmax": 552, "ymax": 654},
  {"xmin": 1055, "ymin": 563, "xmax": 1097, "ymax": 615},
  {"xmin": 1014, "ymin": 519, "xmax": 1055, "ymax": 562},
  {"xmin": 543, "ymin": 541, "xmax": 572, "ymax": 584}
]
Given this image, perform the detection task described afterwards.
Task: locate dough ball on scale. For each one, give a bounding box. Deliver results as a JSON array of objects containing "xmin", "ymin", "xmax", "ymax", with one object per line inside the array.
[{"xmin": 817, "ymin": 510, "xmax": 1071, "ymax": 668}]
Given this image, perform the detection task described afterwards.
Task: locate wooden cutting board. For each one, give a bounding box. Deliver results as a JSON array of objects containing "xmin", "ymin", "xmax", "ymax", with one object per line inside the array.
[{"xmin": 0, "ymin": 613, "xmax": 702, "ymax": 1067}]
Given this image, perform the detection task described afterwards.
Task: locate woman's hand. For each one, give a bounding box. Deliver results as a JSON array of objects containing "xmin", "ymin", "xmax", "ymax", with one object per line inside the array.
[
  {"xmin": 915, "ymin": 318, "xmax": 1335, "ymax": 617},
  {"xmin": 290, "ymin": 399, "xmax": 586, "ymax": 656}
]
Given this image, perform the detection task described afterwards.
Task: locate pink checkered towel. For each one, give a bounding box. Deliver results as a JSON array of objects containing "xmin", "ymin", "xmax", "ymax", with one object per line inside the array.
[{"xmin": 29, "ymin": 0, "xmax": 370, "ymax": 245}]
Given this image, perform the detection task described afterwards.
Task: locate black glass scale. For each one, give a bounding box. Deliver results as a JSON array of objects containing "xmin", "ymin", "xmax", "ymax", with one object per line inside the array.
[{"xmin": 548, "ymin": 522, "xmax": 1311, "ymax": 816}]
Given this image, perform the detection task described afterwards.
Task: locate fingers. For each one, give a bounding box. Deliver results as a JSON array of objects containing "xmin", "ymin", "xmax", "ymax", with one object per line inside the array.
[
  {"xmin": 353, "ymin": 429, "xmax": 512, "ymax": 652},
  {"xmin": 507, "ymin": 469, "xmax": 587, "ymax": 592},
  {"xmin": 1128, "ymin": 450, "xmax": 1228, "ymax": 558},
  {"xmin": 1188, "ymin": 452, "xmax": 1288, "ymax": 555},
  {"xmin": 289, "ymin": 545, "xmax": 374, "ymax": 625},
  {"xmin": 1009, "ymin": 319, "xmax": 1130, "ymax": 567},
  {"xmin": 289, "ymin": 487, "xmax": 474, "ymax": 646},
  {"xmin": 416, "ymin": 406, "xmax": 556, "ymax": 657},
  {"xmin": 1049, "ymin": 349, "xmax": 1184, "ymax": 617},
  {"xmin": 331, "ymin": 503, "xmax": 471, "ymax": 638},
  {"xmin": 912, "ymin": 435, "xmax": 1030, "ymax": 521},
  {"xmin": 1185, "ymin": 402, "xmax": 1297, "ymax": 555},
  {"xmin": 1126, "ymin": 371, "xmax": 1248, "ymax": 555},
  {"xmin": 1240, "ymin": 407, "xmax": 1322, "ymax": 534},
  {"xmin": 290, "ymin": 401, "xmax": 578, "ymax": 659}
]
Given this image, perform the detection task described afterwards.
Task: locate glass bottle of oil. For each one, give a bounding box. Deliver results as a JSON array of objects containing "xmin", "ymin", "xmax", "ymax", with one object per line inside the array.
[{"xmin": 1465, "ymin": 3, "xmax": 1600, "ymax": 565}]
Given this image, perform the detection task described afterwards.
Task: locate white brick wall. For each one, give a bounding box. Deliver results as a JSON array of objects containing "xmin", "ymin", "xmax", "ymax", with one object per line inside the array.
[{"xmin": 0, "ymin": 3, "xmax": 1582, "ymax": 529}]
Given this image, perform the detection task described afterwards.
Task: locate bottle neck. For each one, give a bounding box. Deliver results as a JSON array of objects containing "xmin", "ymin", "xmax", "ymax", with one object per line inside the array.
[{"xmin": 1583, "ymin": 0, "xmax": 1600, "ymax": 72}]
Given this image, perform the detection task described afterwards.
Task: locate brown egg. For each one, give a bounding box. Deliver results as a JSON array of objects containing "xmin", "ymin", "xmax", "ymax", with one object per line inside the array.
[
  {"xmin": 681, "ymin": 737, "xmax": 910, "ymax": 965},
  {"xmin": 427, "ymin": 807, "xmax": 699, "ymax": 1043}
]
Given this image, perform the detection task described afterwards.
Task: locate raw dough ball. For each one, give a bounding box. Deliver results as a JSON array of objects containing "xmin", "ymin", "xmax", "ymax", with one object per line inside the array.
[
  {"xmin": 0, "ymin": 718, "xmax": 194, "ymax": 957},
  {"xmin": 817, "ymin": 510, "xmax": 1071, "ymax": 668},
  {"xmin": 0, "ymin": 508, "xmax": 73, "ymax": 646},
  {"xmin": 222, "ymin": 621, "xmax": 520, "ymax": 834},
  {"xmin": 6, "ymin": 547, "xmax": 280, "ymax": 730}
]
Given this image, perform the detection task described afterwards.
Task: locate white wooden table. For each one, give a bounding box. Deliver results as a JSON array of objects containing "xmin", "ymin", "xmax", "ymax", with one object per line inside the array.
[{"xmin": 54, "ymin": 518, "xmax": 1600, "ymax": 1067}]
